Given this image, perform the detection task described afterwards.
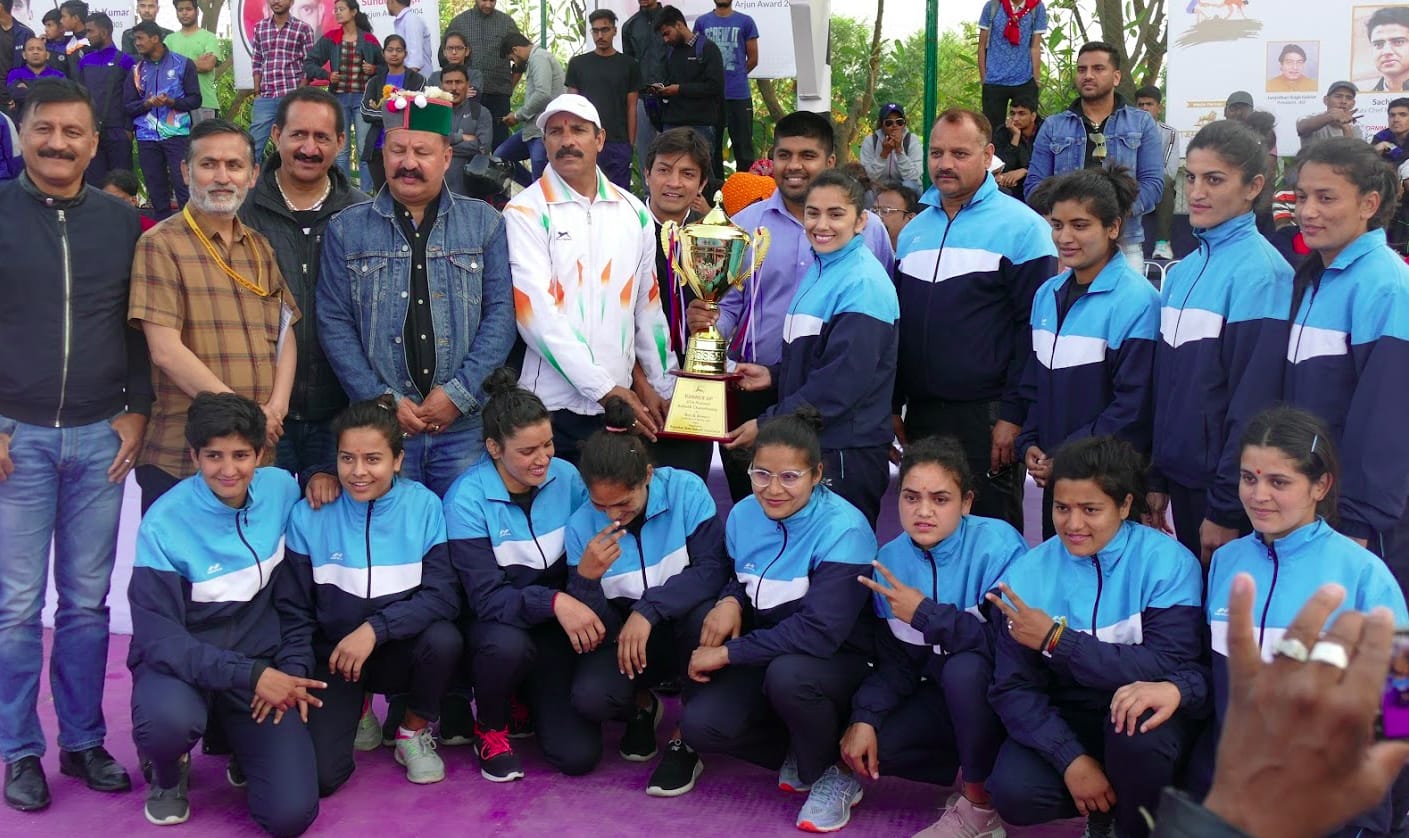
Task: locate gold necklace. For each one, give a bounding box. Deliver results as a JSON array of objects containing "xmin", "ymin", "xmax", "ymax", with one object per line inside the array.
[{"xmin": 183, "ymin": 207, "xmax": 269, "ymax": 297}]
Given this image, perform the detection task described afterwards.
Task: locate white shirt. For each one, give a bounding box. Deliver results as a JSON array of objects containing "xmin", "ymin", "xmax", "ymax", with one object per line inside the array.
[{"xmin": 394, "ymin": 6, "xmax": 433, "ymax": 72}]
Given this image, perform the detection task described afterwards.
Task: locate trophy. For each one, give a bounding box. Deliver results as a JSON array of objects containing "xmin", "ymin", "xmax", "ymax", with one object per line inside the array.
[{"xmin": 658, "ymin": 193, "xmax": 770, "ymax": 441}]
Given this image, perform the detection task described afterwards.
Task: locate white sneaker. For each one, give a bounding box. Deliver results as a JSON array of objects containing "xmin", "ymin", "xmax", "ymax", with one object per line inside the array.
[
  {"xmin": 394, "ymin": 728, "xmax": 446, "ymax": 784},
  {"xmin": 1152, "ymin": 241, "xmax": 1174, "ymax": 260},
  {"xmin": 354, "ymin": 703, "xmax": 382, "ymax": 752},
  {"xmin": 911, "ymin": 796, "xmax": 1006, "ymax": 838}
]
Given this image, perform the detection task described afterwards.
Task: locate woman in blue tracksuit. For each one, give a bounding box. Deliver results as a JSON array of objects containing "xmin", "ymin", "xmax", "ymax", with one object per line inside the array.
[
  {"xmin": 443, "ymin": 368, "xmax": 594, "ymax": 782},
  {"xmin": 984, "ymin": 436, "xmax": 1205, "ymax": 838},
  {"xmin": 1151, "ymin": 119, "xmax": 1293, "ymax": 564},
  {"xmin": 565, "ymin": 397, "xmax": 729, "ymax": 798},
  {"xmin": 1284, "ymin": 137, "xmax": 1409, "ymax": 592},
  {"xmin": 842, "ymin": 436, "xmax": 1027, "ymax": 837},
  {"xmin": 128, "ymin": 393, "xmax": 320, "ymax": 836},
  {"xmin": 728, "ymin": 169, "xmax": 900, "ymax": 528},
  {"xmin": 683, "ymin": 406, "xmax": 877, "ymax": 833},
  {"xmin": 1019, "ymin": 166, "xmax": 1160, "ymax": 539},
  {"xmin": 278, "ymin": 397, "xmax": 462, "ymax": 793},
  {"xmin": 1200, "ymin": 405, "xmax": 1409, "ymax": 836}
]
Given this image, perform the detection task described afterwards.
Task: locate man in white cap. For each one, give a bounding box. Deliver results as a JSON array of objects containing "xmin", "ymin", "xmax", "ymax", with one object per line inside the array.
[{"xmin": 505, "ymin": 92, "xmax": 676, "ymax": 462}]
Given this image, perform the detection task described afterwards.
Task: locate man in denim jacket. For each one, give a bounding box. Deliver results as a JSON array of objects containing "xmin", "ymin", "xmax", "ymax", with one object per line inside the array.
[
  {"xmin": 317, "ymin": 89, "xmax": 516, "ymax": 496},
  {"xmin": 1023, "ymin": 40, "xmax": 1163, "ymax": 271}
]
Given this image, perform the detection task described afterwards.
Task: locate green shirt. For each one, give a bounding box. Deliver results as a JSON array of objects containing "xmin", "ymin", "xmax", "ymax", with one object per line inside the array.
[{"xmin": 164, "ymin": 29, "xmax": 224, "ymax": 110}]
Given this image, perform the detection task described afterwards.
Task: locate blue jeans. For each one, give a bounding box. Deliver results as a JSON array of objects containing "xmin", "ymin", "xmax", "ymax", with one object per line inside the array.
[
  {"xmin": 0, "ymin": 417, "xmax": 123, "ymax": 762},
  {"xmin": 334, "ymin": 91, "xmax": 364, "ymax": 187},
  {"xmin": 494, "ymin": 132, "xmax": 546, "ymax": 187},
  {"xmin": 251, "ymin": 96, "xmax": 280, "ymax": 166},
  {"xmin": 400, "ymin": 425, "xmax": 483, "ymax": 497},
  {"xmin": 274, "ymin": 418, "xmax": 337, "ymax": 478}
]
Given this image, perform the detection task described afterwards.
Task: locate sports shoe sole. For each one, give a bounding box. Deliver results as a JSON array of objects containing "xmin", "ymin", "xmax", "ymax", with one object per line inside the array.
[
  {"xmin": 796, "ymin": 788, "xmax": 864, "ymax": 834},
  {"xmin": 226, "ymin": 761, "xmax": 246, "ymax": 789},
  {"xmin": 144, "ymin": 806, "xmax": 190, "ymax": 827},
  {"xmin": 479, "ymin": 766, "xmax": 525, "ymax": 783},
  {"xmin": 646, "ymin": 759, "xmax": 703, "ymax": 798},
  {"xmin": 619, "ymin": 699, "xmax": 664, "ymax": 762}
]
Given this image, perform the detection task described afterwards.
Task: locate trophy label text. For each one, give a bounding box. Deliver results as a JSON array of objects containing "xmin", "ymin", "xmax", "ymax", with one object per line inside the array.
[{"xmin": 664, "ymin": 377, "xmax": 730, "ymax": 439}]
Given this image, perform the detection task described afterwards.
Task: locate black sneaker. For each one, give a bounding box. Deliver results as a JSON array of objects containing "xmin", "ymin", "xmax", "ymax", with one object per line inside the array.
[
  {"xmin": 646, "ymin": 739, "xmax": 703, "ymax": 797},
  {"xmin": 143, "ymin": 755, "xmax": 190, "ymax": 826},
  {"xmin": 619, "ymin": 695, "xmax": 662, "ymax": 762},
  {"xmin": 225, "ymin": 755, "xmax": 246, "ymax": 788},
  {"xmin": 438, "ymin": 694, "xmax": 475, "ymax": 746},
  {"xmin": 381, "ymin": 695, "xmax": 407, "ymax": 747},
  {"xmin": 473, "ymin": 723, "xmax": 525, "ymax": 783},
  {"xmin": 1083, "ymin": 811, "xmax": 1117, "ymax": 838},
  {"xmin": 507, "ymin": 695, "xmax": 535, "ymax": 739}
]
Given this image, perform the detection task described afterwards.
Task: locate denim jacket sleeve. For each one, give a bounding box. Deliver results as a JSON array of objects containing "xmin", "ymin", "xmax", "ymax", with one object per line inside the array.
[
  {"xmin": 441, "ymin": 205, "xmax": 516, "ymax": 416},
  {"xmin": 317, "ymin": 212, "xmax": 404, "ymax": 402},
  {"xmin": 1130, "ymin": 110, "xmax": 1166, "ymax": 219}
]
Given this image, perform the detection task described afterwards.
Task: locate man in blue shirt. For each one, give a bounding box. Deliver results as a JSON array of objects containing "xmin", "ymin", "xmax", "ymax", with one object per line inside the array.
[
  {"xmin": 123, "ymin": 21, "xmax": 200, "ymax": 219},
  {"xmin": 693, "ymin": 0, "xmax": 757, "ymax": 180},
  {"xmin": 978, "ymin": 0, "xmax": 1046, "ymax": 140}
]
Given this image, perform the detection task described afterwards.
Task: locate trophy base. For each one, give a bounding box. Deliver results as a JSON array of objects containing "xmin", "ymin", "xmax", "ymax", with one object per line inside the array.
[{"xmin": 659, "ymin": 369, "xmax": 741, "ymax": 442}]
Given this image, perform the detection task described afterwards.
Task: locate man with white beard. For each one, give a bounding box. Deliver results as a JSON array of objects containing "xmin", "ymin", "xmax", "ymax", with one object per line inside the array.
[{"xmin": 129, "ymin": 118, "xmax": 300, "ymax": 513}]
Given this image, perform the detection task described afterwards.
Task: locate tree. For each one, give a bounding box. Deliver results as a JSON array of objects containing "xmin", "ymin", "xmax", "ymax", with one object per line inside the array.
[{"xmin": 1045, "ymin": 0, "xmax": 1167, "ymax": 99}]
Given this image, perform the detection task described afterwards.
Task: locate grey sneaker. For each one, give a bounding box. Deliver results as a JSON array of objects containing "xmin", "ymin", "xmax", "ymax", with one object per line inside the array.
[
  {"xmin": 911, "ymin": 796, "xmax": 1006, "ymax": 838},
  {"xmin": 394, "ymin": 727, "xmax": 446, "ymax": 785},
  {"xmin": 796, "ymin": 766, "xmax": 863, "ymax": 833},
  {"xmin": 778, "ymin": 752, "xmax": 811, "ymax": 793},
  {"xmin": 354, "ymin": 702, "xmax": 382, "ymax": 752},
  {"xmin": 144, "ymin": 757, "xmax": 190, "ymax": 827},
  {"xmin": 1082, "ymin": 812, "xmax": 1117, "ymax": 838}
]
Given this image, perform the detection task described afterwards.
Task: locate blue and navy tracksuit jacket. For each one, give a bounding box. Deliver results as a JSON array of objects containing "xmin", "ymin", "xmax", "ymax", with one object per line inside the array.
[
  {"xmin": 1151, "ymin": 211, "xmax": 1293, "ymax": 526},
  {"xmin": 1205, "ymin": 519, "xmax": 1407, "ymax": 831},
  {"xmin": 127, "ymin": 468, "xmax": 302, "ymax": 693},
  {"xmin": 719, "ymin": 485, "xmax": 878, "ymax": 667},
  {"xmin": 1284, "ymin": 228, "xmax": 1409, "ymax": 545},
  {"xmin": 277, "ymin": 478, "xmax": 460, "ymax": 678},
  {"xmin": 988, "ymin": 521, "xmax": 1206, "ymax": 771},
  {"xmin": 1206, "ymin": 519, "xmax": 1408, "ymax": 720},
  {"xmin": 566, "ymin": 466, "xmax": 729, "ymax": 635},
  {"xmin": 757, "ymin": 234, "xmax": 899, "ymax": 451},
  {"xmin": 851, "ymin": 516, "xmax": 1028, "ymax": 728},
  {"xmin": 1016, "ymin": 256, "xmax": 1159, "ymax": 460},
  {"xmin": 444, "ymin": 454, "xmax": 588, "ymax": 629},
  {"xmin": 893, "ymin": 173, "xmax": 1057, "ymax": 422}
]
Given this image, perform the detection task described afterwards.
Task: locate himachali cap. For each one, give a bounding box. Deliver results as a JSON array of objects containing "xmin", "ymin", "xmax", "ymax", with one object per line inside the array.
[{"xmin": 382, "ymin": 87, "xmax": 453, "ymax": 136}]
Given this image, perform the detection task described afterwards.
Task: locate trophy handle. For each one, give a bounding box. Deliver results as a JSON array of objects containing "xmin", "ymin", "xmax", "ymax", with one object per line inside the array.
[
  {"xmin": 661, "ymin": 221, "xmax": 706, "ymax": 299},
  {"xmin": 749, "ymin": 228, "xmax": 771, "ymax": 276}
]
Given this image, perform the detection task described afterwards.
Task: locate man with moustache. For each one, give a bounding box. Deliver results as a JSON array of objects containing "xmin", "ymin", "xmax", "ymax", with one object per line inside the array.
[
  {"xmin": 129, "ymin": 119, "xmax": 301, "ymax": 512},
  {"xmin": 318, "ymin": 87, "xmax": 516, "ymax": 495},
  {"xmin": 439, "ymin": 64, "xmax": 493, "ymax": 195},
  {"xmin": 506, "ymin": 93, "xmax": 675, "ymax": 464},
  {"xmin": 686, "ymin": 111, "xmax": 893, "ymax": 502},
  {"xmin": 240, "ymin": 87, "xmax": 365, "ymax": 484},
  {"xmin": 74, "ymin": 13, "xmax": 133, "ymax": 183},
  {"xmin": 898, "ymin": 108, "xmax": 1055, "ymax": 528},
  {"xmin": 0, "ymin": 78, "xmax": 147, "ymax": 814}
]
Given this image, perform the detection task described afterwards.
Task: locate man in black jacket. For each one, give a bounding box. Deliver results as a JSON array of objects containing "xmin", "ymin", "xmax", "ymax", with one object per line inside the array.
[
  {"xmin": 239, "ymin": 87, "xmax": 365, "ymax": 485},
  {"xmin": 653, "ymin": 6, "xmax": 722, "ymax": 144},
  {"xmin": 0, "ymin": 79, "xmax": 148, "ymax": 814}
]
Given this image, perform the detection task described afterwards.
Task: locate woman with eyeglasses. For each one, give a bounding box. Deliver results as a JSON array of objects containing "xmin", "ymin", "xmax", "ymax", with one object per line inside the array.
[
  {"xmin": 428, "ymin": 31, "xmax": 482, "ymax": 95},
  {"xmin": 682, "ymin": 406, "xmax": 878, "ymax": 834},
  {"xmin": 859, "ymin": 102, "xmax": 922, "ymax": 192}
]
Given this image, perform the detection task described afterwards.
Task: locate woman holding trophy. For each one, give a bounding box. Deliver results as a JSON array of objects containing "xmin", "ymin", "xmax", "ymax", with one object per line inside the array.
[{"xmin": 725, "ymin": 170, "xmax": 901, "ymax": 528}]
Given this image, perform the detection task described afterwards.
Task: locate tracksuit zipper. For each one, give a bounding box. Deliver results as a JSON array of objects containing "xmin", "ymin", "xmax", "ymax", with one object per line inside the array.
[
  {"xmin": 521, "ymin": 506, "xmax": 549, "ymax": 570},
  {"xmin": 54, "ymin": 208, "xmax": 73, "ymax": 427},
  {"xmin": 635, "ymin": 537, "xmax": 648, "ymax": 593},
  {"xmin": 923, "ymin": 548, "xmax": 938, "ymax": 600},
  {"xmin": 1090, "ymin": 555, "xmax": 1104, "ymax": 637},
  {"xmin": 235, "ymin": 510, "xmax": 264, "ymax": 590},
  {"xmin": 755, "ymin": 521, "xmax": 790, "ymax": 611},
  {"xmin": 922, "ymin": 204, "xmax": 965, "ymax": 366},
  {"xmin": 1257, "ymin": 541, "xmax": 1280, "ymax": 648},
  {"xmin": 364, "ymin": 499, "xmax": 375, "ymax": 599}
]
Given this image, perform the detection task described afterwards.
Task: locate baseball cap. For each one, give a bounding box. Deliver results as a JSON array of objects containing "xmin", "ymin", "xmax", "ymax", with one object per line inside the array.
[
  {"xmin": 878, "ymin": 103, "xmax": 905, "ymax": 121},
  {"xmin": 536, "ymin": 93, "xmax": 602, "ymax": 133},
  {"xmin": 1326, "ymin": 80, "xmax": 1357, "ymax": 96},
  {"xmin": 1224, "ymin": 90, "xmax": 1254, "ymax": 108}
]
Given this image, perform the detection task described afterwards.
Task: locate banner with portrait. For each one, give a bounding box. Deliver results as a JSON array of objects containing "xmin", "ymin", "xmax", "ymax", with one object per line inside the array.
[
  {"xmin": 1167, "ymin": 1, "xmax": 1409, "ymax": 155},
  {"xmin": 592, "ymin": 0, "xmax": 795, "ymax": 79},
  {"xmin": 230, "ymin": 0, "xmax": 440, "ymax": 88},
  {"xmin": 14, "ymin": 0, "xmax": 144, "ymax": 54}
]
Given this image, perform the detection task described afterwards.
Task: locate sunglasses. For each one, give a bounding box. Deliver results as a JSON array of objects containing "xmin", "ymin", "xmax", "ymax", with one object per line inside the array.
[
  {"xmin": 882, "ymin": 117, "xmax": 906, "ymax": 127},
  {"xmin": 1090, "ymin": 131, "xmax": 1107, "ymax": 161},
  {"xmin": 872, "ymin": 206, "xmax": 912, "ymax": 216}
]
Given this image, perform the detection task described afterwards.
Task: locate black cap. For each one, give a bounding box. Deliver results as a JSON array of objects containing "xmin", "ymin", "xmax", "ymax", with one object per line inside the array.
[{"xmin": 878, "ymin": 102, "xmax": 905, "ymax": 121}]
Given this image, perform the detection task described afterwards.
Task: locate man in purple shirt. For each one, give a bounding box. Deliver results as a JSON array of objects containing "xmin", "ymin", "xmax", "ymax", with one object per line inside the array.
[
  {"xmin": 686, "ymin": 111, "xmax": 894, "ymax": 501},
  {"xmin": 693, "ymin": 0, "xmax": 757, "ymax": 180}
]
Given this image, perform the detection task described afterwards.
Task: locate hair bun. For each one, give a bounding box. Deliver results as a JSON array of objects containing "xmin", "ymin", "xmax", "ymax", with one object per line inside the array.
[
  {"xmin": 600, "ymin": 396, "xmax": 638, "ymax": 432},
  {"xmin": 792, "ymin": 404, "xmax": 824, "ymax": 434},
  {"xmin": 482, "ymin": 366, "xmax": 520, "ymax": 399}
]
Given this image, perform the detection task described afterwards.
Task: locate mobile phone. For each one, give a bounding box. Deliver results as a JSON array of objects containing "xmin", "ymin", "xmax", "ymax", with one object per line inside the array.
[{"xmin": 1377, "ymin": 629, "xmax": 1409, "ymax": 739}]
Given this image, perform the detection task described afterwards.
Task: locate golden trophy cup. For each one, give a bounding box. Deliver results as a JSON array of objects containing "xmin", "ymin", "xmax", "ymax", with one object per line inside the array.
[{"xmin": 658, "ymin": 194, "xmax": 770, "ymax": 440}]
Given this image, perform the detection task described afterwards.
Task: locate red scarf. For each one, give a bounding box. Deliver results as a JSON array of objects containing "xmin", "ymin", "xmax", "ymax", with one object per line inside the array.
[{"xmin": 1000, "ymin": 0, "xmax": 1040, "ymax": 45}]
